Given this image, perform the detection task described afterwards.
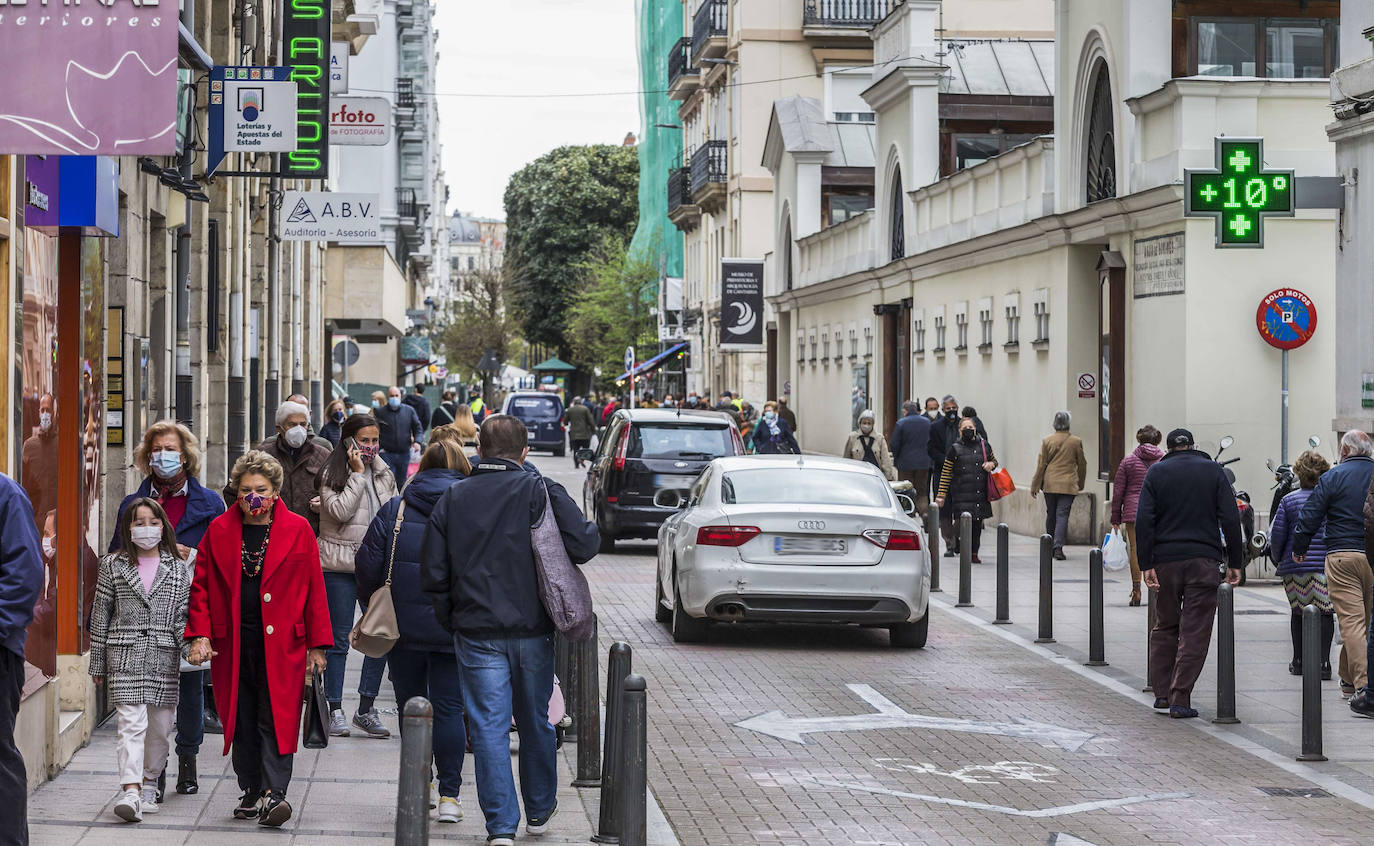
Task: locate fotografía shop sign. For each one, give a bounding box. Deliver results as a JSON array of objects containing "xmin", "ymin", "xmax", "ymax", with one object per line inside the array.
[{"xmin": 0, "ymin": 1, "xmax": 179, "ymax": 155}]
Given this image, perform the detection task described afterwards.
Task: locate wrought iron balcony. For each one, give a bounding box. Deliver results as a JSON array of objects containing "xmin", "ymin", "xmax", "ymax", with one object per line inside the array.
[
  {"xmin": 668, "ymin": 37, "xmax": 700, "ymax": 99},
  {"xmin": 691, "ymin": 0, "xmax": 727, "ymax": 62},
  {"xmin": 803, "ymin": 0, "xmax": 891, "ymax": 30},
  {"xmin": 667, "ymin": 166, "xmax": 699, "ymax": 230},
  {"xmin": 396, "ymin": 78, "xmax": 416, "ymax": 109},
  {"xmin": 397, "ymin": 187, "xmax": 418, "ymax": 221},
  {"xmin": 689, "ymin": 141, "xmax": 727, "ymax": 211}
]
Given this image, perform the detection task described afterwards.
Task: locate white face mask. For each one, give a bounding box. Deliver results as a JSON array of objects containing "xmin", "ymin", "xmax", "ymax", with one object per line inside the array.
[
  {"xmin": 130, "ymin": 526, "xmax": 163, "ymax": 551},
  {"xmin": 41, "ymin": 537, "xmax": 55, "ymax": 559},
  {"xmin": 283, "ymin": 424, "xmax": 308, "ymax": 449},
  {"xmin": 38, "ymin": 412, "xmax": 52, "ymax": 432}
]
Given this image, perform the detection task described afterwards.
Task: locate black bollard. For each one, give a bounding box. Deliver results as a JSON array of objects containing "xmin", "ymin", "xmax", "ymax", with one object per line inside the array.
[
  {"xmin": 564, "ymin": 639, "xmax": 580, "ymax": 744},
  {"xmin": 1086, "ymin": 547, "xmax": 1107, "ymax": 666},
  {"xmin": 926, "ymin": 502, "xmax": 942, "ymax": 592},
  {"xmin": 396, "ymin": 697, "xmax": 433, "ymax": 846},
  {"xmin": 1297, "ymin": 604, "xmax": 1326, "ymax": 761},
  {"xmin": 1143, "ymin": 586, "xmax": 1157, "ymax": 692},
  {"xmin": 593, "ymin": 642, "xmax": 633, "ymax": 841},
  {"xmin": 1213, "ymin": 583, "xmax": 1239, "ymax": 724},
  {"xmin": 957, "ymin": 512, "xmax": 974, "ymax": 607},
  {"xmin": 994, "ymin": 523, "xmax": 1010, "ymax": 624},
  {"xmin": 1036, "ymin": 533, "xmax": 1054, "ymax": 643},
  {"xmin": 572, "ymin": 617, "xmax": 602, "ymax": 787},
  {"xmin": 620, "ymin": 674, "xmax": 648, "ymax": 846}
]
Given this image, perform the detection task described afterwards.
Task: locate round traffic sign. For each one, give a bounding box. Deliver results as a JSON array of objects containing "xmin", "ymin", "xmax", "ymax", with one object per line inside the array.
[{"xmin": 1256, "ymin": 288, "xmax": 1316, "ymax": 350}]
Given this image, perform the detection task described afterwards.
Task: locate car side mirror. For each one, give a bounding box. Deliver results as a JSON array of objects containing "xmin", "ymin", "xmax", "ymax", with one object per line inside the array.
[
  {"xmin": 576, "ymin": 448, "xmax": 595, "ymax": 462},
  {"xmin": 895, "ymin": 492, "xmax": 917, "ymax": 517}
]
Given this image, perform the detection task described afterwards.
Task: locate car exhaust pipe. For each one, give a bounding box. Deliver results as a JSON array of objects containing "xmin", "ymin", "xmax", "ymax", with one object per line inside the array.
[
  {"xmin": 654, "ymin": 490, "xmax": 683, "ymax": 509},
  {"xmin": 714, "ymin": 602, "xmax": 746, "ymax": 620}
]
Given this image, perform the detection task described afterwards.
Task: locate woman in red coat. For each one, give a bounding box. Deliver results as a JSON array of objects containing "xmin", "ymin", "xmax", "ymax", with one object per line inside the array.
[{"xmin": 185, "ymin": 451, "xmax": 332, "ymax": 827}]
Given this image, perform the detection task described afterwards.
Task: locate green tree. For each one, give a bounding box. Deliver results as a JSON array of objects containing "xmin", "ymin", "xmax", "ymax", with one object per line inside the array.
[
  {"xmin": 503, "ymin": 144, "xmax": 639, "ymax": 358},
  {"xmin": 566, "ymin": 237, "xmax": 659, "ymax": 388},
  {"xmin": 432, "ymin": 267, "xmax": 519, "ymax": 402}
]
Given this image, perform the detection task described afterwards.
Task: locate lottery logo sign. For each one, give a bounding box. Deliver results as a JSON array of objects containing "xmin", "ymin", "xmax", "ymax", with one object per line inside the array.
[{"xmin": 1256, "ymin": 288, "xmax": 1316, "ymax": 351}]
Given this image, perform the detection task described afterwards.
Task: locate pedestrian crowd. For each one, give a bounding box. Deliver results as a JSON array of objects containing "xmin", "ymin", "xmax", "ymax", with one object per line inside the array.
[{"xmin": 0, "ymin": 383, "xmax": 599, "ymax": 846}]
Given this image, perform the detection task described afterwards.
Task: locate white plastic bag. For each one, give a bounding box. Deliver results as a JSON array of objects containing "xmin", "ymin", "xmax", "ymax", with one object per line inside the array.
[{"xmin": 1102, "ymin": 529, "xmax": 1130, "ymax": 572}]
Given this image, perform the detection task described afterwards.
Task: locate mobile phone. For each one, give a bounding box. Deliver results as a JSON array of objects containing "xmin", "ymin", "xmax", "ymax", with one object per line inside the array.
[{"xmin": 343, "ymin": 437, "xmax": 357, "ymax": 453}]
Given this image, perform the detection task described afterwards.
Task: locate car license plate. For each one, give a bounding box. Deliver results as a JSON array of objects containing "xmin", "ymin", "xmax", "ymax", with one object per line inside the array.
[{"xmin": 774, "ymin": 537, "xmax": 847, "ymax": 555}]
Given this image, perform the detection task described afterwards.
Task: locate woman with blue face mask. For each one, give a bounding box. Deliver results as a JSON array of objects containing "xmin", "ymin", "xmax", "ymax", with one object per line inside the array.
[
  {"xmin": 109, "ymin": 421, "xmax": 226, "ymax": 798},
  {"xmin": 320, "ymin": 400, "xmax": 346, "ymax": 447}
]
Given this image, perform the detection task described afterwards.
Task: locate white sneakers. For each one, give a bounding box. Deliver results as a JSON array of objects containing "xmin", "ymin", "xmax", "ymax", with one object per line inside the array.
[
  {"xmin": 113, "ymin": 788, "xmax": 141, "ymax": 823},
  {"xmin": 437, "ymin": 796, "xmax": 463, "ymax": 823},
  {"xmin": 140, "ymin": 783, "xmax": 160, "ymax": 814}
]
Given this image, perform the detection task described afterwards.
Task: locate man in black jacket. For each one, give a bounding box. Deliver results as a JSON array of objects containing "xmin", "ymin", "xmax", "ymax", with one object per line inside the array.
[
  {"xmin": 1136, "ymin": 428, "xmax": 1243, "ymax": 718},
  {"xmin": 375, "ymin": 386, "xmax": 423, "ymax": 485},
  {"xmin": 889, "ymin": 400, "xmax": 932, "ymax": 517},
  {"xmin": 420, "ymin": 415, "xmax": 598, "ymax": 842},
  {"xmin": 403, "ymin": 384, "xmax": 431, "ymax": 433}
]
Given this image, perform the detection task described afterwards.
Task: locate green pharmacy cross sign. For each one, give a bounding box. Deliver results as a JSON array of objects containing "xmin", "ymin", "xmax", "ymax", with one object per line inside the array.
[{"xmin": 1185, "ymin": 137, "xmax": 1294, "ymax": 248}]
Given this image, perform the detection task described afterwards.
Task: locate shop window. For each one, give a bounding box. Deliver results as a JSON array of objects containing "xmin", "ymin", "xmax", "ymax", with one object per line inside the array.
[{"xmin": 1191, "ymin": 17, "xmax": 1336, "ymax": 78}]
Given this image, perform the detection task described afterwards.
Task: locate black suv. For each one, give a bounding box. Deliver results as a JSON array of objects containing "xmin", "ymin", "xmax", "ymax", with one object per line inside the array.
[{"xmin": 581, "ymin": 409, "xmax": 742, "ymax": 553}]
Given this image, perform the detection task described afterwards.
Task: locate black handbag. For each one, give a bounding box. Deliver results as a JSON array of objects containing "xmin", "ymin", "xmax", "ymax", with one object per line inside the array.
[{"xmin": 301, "ymin": 671, "xmax": 329, "ymax": 749}]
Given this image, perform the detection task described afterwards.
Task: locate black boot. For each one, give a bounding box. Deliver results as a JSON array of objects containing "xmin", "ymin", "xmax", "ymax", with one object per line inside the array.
[{"xmin": 176, "ymin": 754, "xmax": 198, "ymax": 795}]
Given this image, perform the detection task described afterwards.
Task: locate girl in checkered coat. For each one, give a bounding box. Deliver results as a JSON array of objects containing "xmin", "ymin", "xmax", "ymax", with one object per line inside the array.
[{"xmin": 89, "ymin": 497, "xmax": 192, "ymax": 824}]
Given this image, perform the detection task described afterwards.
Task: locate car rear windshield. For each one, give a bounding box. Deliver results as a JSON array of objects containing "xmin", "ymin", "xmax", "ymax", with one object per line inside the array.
[
  {"xmin": 628, "ymin": 424, "xmax": 733, "ymax": 460},
  {"xmin": 721, "ymin": 468, "xmax": 892, "ymax": 508},
  {"xmin": 507, "ymin": 396, "xmax": 562, "ymax": 420}
]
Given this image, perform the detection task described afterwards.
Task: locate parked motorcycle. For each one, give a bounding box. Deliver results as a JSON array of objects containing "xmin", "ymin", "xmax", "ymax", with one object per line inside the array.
[
  {"xmin": 1214, "ymin": 435, "xmax": 1258, "ymax": 586},
  {"xmin": 1251, "ymin": 435, "xmax": 1322, "ymax": 570}
]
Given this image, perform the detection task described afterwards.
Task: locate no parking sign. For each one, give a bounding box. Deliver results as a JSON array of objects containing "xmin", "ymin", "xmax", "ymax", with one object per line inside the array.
[{"xmin": 1256, "ymin": 288, "xmax": 1316, "ymax": 350}]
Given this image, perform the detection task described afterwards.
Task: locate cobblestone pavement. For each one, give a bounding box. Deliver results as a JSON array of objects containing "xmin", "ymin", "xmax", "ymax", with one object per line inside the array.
[{"xmin": 535, "ymin": 459, "xmax": 1374, "ymax": 846}]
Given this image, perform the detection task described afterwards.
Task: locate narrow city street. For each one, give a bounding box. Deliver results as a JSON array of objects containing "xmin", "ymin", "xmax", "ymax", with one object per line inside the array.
[{"xmin": 533, "ymin": 462, "xmax": 1374, "ymax": 846}]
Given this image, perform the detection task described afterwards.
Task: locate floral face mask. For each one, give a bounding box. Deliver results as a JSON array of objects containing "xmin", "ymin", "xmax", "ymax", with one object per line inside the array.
[{"xmin": 239, "ymin": 491, "xmax": 275, "ymax": 517}]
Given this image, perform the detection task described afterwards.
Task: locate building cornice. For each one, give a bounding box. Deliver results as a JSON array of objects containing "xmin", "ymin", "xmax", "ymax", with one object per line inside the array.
[{"xmin": 1126, "ymin": 76, "xmax": 1329, "ymax": 117}]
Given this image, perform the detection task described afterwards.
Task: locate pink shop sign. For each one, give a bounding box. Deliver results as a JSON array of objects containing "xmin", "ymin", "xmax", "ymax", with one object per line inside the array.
[{"xmin": 0, "ymin": 2, "xmax": 179, "ymax": 156}]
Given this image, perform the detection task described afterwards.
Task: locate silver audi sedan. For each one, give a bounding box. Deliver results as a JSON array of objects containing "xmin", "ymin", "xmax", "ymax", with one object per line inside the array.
[{"xmin": 654, "ymin": 454, "xmax": 931, "ymax": 648}]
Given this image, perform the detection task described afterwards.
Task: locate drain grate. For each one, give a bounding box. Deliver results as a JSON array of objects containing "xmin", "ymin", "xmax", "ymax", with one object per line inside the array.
[
  {"xmin": 1257, "ymin": 787, "xmax": 1333, "ymax": 798},
  {"xmin": 1234, "ymin": 609, "xmax": 1283, "ymax": 616}
]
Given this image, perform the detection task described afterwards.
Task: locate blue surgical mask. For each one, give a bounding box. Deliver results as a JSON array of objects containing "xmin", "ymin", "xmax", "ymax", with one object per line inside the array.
[
  {"xmin": 764, "ymin": 411, "xmax": 776, "ymax": 423},
  {"xmin": 388, "ymin": 397, "xmax": 401, "ymax": 409},
  {"xmin": 332, "ymin": 411, "xmax": 345, "ymax": 422},
  {"xmin": 371, "ymin": 399, "xmax": 381, "ymax": 410},
  {"xmin": 151, "ymin": 450, "xmax": 183, "ymax": 479}
]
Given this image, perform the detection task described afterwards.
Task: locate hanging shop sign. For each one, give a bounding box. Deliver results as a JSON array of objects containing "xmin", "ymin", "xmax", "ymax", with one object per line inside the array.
[
  {"xmin": 330, "ymin": 42, "xmax": 350, "ymax": 94},
  {"xmin": 1256, "ymin": 288, "xmax": 1316, "ymax": 351},
  {"xmin": 282, "ymin": 0, "xmax": 331, "ymax": 179},
  {"xmin": 720, "ymin": 258, "xmax": 765, "ymax": 348},
  {"xmin": 329, "ymin": 97, "xmax": 391, "ymax": 146},
  {"xmin": 207, "ymin": 67, "xmax": 298, "ymax": 167},
  {"xmin": 1185, "ymin": 137, "xmax": 1294, "ymax": 248},
  {"xmin": 0, "ymin": 3, "xmax": 178, "ymax": 155},
  {"xmin": 279, "ymin": 191, "xmax": 381, "ymax": 242}
]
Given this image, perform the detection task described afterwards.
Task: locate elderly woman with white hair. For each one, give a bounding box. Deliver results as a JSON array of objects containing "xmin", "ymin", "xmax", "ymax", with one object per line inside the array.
[
  {"xmin": 223, "ymin": 400, "xmax": 332, "ymax": 536},
  {"xmin": 843, "ymin": 409, "xmax": 897, "ymax": 480},
  {"xmin": 1030, "ymin": 411, "xmax": 1088, "ymax": 561}
]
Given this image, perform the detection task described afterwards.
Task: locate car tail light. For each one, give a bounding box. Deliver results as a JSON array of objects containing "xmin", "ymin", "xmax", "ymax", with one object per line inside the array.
[
  {"xmin": 862, "ymin": 529, "xmax": 922, "ymax": 550},
  {"xmin": 613, "ymin": 423, "xmax": 631, "ymax": 472},
  {"xmin": 730, "ymin": 428, "xmax": 745, "ymax": 454},
  {"xmin": 696, "ymin": 525, "xmax": 760, "ymax": 547}
]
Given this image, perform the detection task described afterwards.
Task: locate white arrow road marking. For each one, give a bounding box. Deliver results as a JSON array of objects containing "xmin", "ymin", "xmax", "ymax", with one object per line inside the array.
[
  {"xmin": 734, "ymin": 683, "xmax": 1098, "ymax": 751},
  {"xmin": 807, "ymin": 778, "xmax": 1188, "ymax": 819},
  {"xmin": 1051, "ymin": 835, "xmax": 1104, "ymax": 846}
]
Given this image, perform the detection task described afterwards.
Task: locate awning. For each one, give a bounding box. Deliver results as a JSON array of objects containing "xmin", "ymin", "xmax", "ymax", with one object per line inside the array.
[
  {"xmin": 617, "ymin": 342, "xmax": 687, "ymax": 381},
  {"xmin": 531, "ymin": 356, "xmax": 578, "ymax": 372}
]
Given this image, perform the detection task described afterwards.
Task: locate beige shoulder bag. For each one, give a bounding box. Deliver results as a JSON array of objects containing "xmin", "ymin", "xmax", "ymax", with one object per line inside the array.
[{"xmin": 349, "ymin": 501, "xmax": 404, "ymax": 657}]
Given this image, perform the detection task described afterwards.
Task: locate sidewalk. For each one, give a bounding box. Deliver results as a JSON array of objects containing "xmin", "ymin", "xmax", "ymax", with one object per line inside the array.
[
  {"xmin": 26, "ymin": 683, "xmax": 600, "ymax": 844},
  {"xmin": 934, "ymin": 529, "xmax": 1374, "ymax": 798}
]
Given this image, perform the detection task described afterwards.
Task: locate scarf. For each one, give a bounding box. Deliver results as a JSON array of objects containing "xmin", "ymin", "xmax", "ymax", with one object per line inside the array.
[{"xmin": 152, "ymin": 470, "xmax": 188, "ymax": 499}]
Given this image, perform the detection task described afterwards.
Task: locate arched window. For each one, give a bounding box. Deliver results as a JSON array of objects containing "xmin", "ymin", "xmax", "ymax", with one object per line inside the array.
[
  {"xmin": 1085, "ymin": 62, "xmax": 1116, "ymax": 204},
  {"xmin": 783, "ymin": 219, "xmax": 793, "ymax": 291},
  {"xmin": 890, "ymin": 168, "xmax": 905, "ymax": 261}
]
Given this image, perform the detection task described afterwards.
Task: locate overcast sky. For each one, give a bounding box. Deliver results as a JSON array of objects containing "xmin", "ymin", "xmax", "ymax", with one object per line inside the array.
[{"xmin": 433, "ymin": 0, "xmax": 642, "ymax": 220}]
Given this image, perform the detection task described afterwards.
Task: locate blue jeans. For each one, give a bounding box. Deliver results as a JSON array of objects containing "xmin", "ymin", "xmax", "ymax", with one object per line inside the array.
[
  {"xmin": 456, "ymin": 633, "xmax": 557, "ymax": 836},
  {"xmin": 174, "ymin": 669, "xmax": 207, "ymax": 757},
  {"xmin": 382, "ymin": 450, "xmax": 410, "ymax": 487},
  {"xmin": 388, "ymin": 647, "xmax": 465, "ymax": 798},
  {"xmin": 323, "ymin": 572, "xmax": 388, "ymax": 706}
]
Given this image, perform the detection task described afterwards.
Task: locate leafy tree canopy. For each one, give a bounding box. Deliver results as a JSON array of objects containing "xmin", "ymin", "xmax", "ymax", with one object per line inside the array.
[
  {"xmin": 566, "ymin": 236, "xmax": 659, "ymax": 387},
  {"xmin": 502, "ymin": 144, "xmax": 639, "ymax": 358}
]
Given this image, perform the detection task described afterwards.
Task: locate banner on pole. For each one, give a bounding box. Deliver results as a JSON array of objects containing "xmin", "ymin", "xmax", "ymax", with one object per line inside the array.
[{"xmin": 720, "ymin": 258, "xmax": 764, "ymax": 349}]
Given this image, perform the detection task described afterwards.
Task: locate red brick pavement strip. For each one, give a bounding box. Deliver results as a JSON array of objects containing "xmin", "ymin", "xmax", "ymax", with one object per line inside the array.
[{"xmin": 584, "ymin": 543, "xmax": 1371, "ymax": 846}]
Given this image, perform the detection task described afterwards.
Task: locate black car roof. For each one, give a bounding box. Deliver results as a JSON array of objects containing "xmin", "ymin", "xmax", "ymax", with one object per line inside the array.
[{"xmin": 612, "ymin": 408, "xmax": 737, "ymax": 428}]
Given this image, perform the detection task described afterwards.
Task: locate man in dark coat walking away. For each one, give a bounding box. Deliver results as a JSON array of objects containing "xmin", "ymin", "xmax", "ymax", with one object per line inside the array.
[
  {"xmin": 0, "ymin": 474, "xmax": 44, "ymax": 844},
  {"xmin": 430, "ymin": 390, "xmax": 460, "ymax": 429},
  {"xmin": 421, "ymin": 415, "xmax": 598, "ymax": 843},
  {"xmin": 564, "ymin": 398, "xmax": 596, "ymax": 468},
  {"xmin": 889, "ymin": 400, "xmax": 932, "ymax": 516},
  {"xmin": 1135, "ymin": 428, "xmax": 1243, "ymax": 719}
]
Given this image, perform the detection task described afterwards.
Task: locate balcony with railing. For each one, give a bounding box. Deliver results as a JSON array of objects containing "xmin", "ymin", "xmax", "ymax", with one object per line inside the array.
[
  {"xmin": 397, "ymin": 187, "xmax": 419, "ymax": 223},
  {"xmin": 689, "ymin": 140, "xmax": 727, "ymax": 211},
  {"xmin": 667, "ymin": 166, "xmax": 699, "ymax": 230},
  {"xmin": 667, "ymin": 36, "xmax": 700, "ymax": 100},
  {"xmin": 803, "ymin": 0, "xmax": 891, "ymax": 34},
  {"xmin": 691, "ymin": 0, "xmax": 727, "ymax": 63}
]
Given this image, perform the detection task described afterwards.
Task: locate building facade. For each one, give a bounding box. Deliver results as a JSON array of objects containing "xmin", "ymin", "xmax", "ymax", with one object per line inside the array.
[{"xmin": 772, "ymin": 0, "xmax": 1344, "ymax": 538}]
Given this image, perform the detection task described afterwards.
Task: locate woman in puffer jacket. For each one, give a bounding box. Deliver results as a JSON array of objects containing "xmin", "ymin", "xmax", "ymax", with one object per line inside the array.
[
  {"xmin": 1268, "ymin": 449, "xmax": 1334, "ymax": 680},
  {"xmin": 356, "ymin": 440, "xmax": 471, "ymax": 824},
  {"xmin": 316, "ymin": 413, "xmax": 399, "ymax": 739},
  {"xmin": 1110, "ymin": 425, "xmax": 1165, "ymax": 606}
]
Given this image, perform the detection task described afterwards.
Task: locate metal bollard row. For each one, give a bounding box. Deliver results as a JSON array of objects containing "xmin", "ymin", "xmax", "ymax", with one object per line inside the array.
[
  {"xmin": 1036, "ymin": 533, "xmax": 1055, "ymax": 643},
  {"xmin": 1213, "ymin": 583, "xmax": 1239, "ymax": 724},
  {"xmin": 956, "ymin": 511, "xmax": 973, "ymax": 607},
  {"xmin": 572, "ymin": 617, "xmax": 602, "ymax": 787},
  {"xmin": 994, "ymin": 523, "xmax": 1010, "ymax": 624},
  {"xmin": 593, "ymin": 642, "xmax": 633, "ymax": 842},
  {"xmin": 1086, "ymin": 547, "xmax": 1107, "ymax": 667},
  {"xmin": 1297, "ymin": 603, "xmax": 1326, "ymax": 761},
  {"xmin": 396, "ymin": 697, "xmax": 433, "ymax": 846},
  {"xmin": 620, "ymin": 674, "xmax": 649, "ymax": 846}
]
